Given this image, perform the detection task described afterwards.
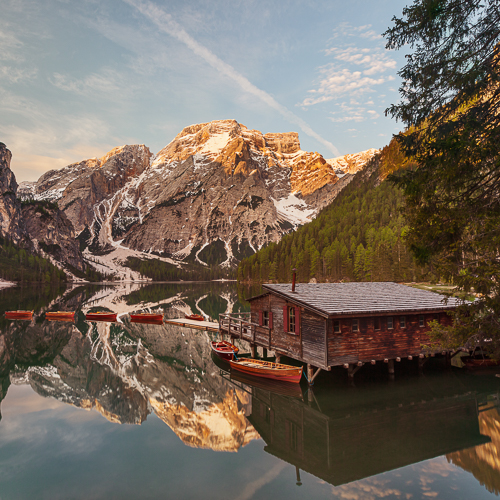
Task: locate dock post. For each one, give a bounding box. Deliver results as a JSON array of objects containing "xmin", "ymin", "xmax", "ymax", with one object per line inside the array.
[
  {"xmin": 307, "ymin": 364, "xmax": 314, "ymax": 384},
  {"xmin": 251, "ymin": 344, "xmax": 257, "ymax": 358},
  {"xmin": 418, "ymin": 355, "xmax": 425, "ymax": 373},
  {"xmin": 388, "ymin": 359, "xmax": 395, "ymax": 375}
]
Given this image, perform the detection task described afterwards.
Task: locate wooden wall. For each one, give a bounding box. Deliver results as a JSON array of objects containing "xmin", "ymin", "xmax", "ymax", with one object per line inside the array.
[{"xmin": 250, "ymin": 294, "xmax": 455, "ymax": 367}]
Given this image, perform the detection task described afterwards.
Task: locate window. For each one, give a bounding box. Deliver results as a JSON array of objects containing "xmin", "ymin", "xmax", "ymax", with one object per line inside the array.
[
  {"xmin": 288, "ymin": 307, "xmax": 296, "ymax": 333},
  {"xmin": 434, "ymin": 314, "xmax": 440, "ymax": 324},
  {"xmin": 419, "ymin": 315, "xmax": 425, "ymax": 327},
  {"xmin": 400, "ymin": 316, "xmax": 406, "ymax": 328},
  {"xmin": 387, "ymin": 316, "xmax": 393, "ymax": 329},
  {"xmin": 334, "ymin": 320, "xmax": 341, "ymax": 333},
  {"xmin": 352, "ymin": 319, "xmax": 359, "ymax": 332},
  {"xmin": 262, "ymin": 310, "xmax": 269, "ymax": 327},
  {"xmin": 374, "ymin": 317, "xmax": 380, "ymax": 330}
]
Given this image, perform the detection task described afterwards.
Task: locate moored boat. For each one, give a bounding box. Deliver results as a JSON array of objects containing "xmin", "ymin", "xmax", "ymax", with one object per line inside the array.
[
  {"xmin": 210, "ymin": 340, "xmax": 239, "ymax": 361},
  {"xmin": 85, "ymin": 311, "xmax": 117, "ymax": 322},
  {"xmin": 5, "ymin": 310, "xmax": 33, "ymax": 320},
  {"xmin": 130, "ymin": 313, "xmax": 164, "ymax": 324},
  {"xmin": 46, "ymin": 311, "xmax": 76, "ymax": 321},
  {"xmin": 185, "ymin": 314, "xmax": 205, "ymax": 321},
  {"xmin": 229, "ymin": 358, "xmax": 303, "ymax": 384},
  {"xmin": 463, "ymin": 356, "xmax": 500, "ymax": 368}
]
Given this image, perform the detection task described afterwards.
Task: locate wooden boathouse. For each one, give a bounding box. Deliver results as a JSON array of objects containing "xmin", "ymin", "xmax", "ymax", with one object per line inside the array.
[{"xmin": 219, "ymin": 282, "xmax": 462, "ymax": 381}]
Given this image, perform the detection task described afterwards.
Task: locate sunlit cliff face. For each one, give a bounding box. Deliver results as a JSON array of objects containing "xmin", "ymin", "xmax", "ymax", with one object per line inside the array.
[{"xmin": 447, "ymin": 403, "xmax": 500, "ymax": 495}]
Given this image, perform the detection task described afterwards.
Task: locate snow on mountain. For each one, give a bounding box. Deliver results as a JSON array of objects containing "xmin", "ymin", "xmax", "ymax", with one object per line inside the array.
[{"xmin": 26, "ymin": 120, "xmax": 378, "ymax": 271}]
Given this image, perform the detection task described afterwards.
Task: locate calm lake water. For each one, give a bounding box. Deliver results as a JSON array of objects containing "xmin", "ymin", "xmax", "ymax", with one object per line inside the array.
[{"xmin": 0, "ymin": 282, "xmax": 499, "ymax": 499}]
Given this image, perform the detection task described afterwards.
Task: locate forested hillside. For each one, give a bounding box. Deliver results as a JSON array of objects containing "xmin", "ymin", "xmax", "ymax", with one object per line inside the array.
[
  {"xmin": 238, "ymin": 151, "xmax": 432, "ymax": 284},
  {"xmin": 0, "ymin": 235, "xmax": 67, "ymax": 284}
]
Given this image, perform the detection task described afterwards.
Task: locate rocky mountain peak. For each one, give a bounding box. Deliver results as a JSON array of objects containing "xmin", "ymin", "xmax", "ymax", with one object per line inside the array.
[
  {"xmin": 24, "ymin": 121, "xmax": 378, "ymax": 275},
  {"xmin": 0, "ymin": 143, "xmax": 25, "ymax": 244}
]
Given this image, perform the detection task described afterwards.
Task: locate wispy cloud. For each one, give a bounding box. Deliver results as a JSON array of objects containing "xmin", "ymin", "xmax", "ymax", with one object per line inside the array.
[
  {"xmin": 123, "ymin": 0, "xmax": 340, "ymax": 156},
  {"xmin": 299, "ymin": 23, "xmax": 396, "ymax": 114},
  {"xmin": 51, "ymin": 69, "xmax": 130, "ymax": 98}
]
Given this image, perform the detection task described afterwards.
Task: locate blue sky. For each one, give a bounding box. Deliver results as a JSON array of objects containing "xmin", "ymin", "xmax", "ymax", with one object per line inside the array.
[{"xmin": 1, "ymin": 0, "xmax": 408, "ymax": 181}]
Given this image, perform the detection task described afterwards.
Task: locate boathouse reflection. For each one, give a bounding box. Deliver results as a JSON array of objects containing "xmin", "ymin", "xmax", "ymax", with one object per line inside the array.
[{"xmin": 232, "ymin": 375, "xmax": 499, "ymax": 487}]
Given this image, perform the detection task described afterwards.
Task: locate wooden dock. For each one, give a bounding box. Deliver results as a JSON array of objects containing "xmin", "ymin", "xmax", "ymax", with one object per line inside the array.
[{"xmin": 164, "ymin": 318, "xmax": 219, "ymax": 332}]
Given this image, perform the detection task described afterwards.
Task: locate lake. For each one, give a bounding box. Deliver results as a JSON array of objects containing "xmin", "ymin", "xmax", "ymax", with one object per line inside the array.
[{"xmin": 0, "ymin": 282, "xmax": 499, "ymax": 499}]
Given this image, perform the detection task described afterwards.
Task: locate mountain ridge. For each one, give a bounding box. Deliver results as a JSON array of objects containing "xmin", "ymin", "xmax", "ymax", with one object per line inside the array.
[{"xmin": 13, "ymin": 120, "xmax": 378, "ymax": 278}]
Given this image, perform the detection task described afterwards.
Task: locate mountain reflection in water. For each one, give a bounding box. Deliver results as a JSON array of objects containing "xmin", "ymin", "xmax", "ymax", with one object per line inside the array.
[{"xmin": 0, "ymin": 282, "xmax": 499, "ymax": 499}]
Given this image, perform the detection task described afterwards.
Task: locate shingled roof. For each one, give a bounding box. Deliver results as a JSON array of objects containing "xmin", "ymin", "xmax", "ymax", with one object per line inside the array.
[{"xmin": 259, "ymin": 282, "xmax": 462, "ymax": 317}]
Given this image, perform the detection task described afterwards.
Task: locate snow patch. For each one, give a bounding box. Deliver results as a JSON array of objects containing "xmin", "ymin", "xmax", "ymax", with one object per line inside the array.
[{"xmin": 271, "ymin": 193, "xmax": 316, "ymax": 226}]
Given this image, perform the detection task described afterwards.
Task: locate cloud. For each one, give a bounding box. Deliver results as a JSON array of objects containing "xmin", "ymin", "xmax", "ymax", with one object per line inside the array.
[
  {"xmin": 300, "ymin": 23, "xmax": 396, "ymax": 111},
  {"xmin": 328, "ymin": 102, "xmax": 380, "ymax": 123},
  {"xmin": 0, "ymin": 65, "xmax": 37, "ymax": 83},
  {"xmin": 51, "ymin": 70, "xmax": 124, "ymax": 96},
  {"xmin": 122, "ymin": 0, "xmax": 340, "ymax": 156},
  {"xmin": 325, "ymin": 47, "xmax": 396, "ymax": 76},
  {"xmin": 233, "ymin": 461, "xmax": 287, "ymax": 500}
]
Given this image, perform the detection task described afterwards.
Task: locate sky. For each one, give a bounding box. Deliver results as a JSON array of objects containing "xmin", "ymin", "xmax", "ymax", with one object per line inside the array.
[{"xmin": 1, "ymin": 0, "xmax": 409, "ymax": 182}]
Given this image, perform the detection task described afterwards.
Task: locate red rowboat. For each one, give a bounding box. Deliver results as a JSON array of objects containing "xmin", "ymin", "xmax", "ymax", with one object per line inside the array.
[
  {"xmin": 185, "ymin": 314, "xmax": 205, "ymax": 321},
  {"xmin": 211, "ymin": 341, "xmax": 239, "ymax": 361},
  {"xmin": 229, "ymin": 358, "xmax": 303, "ymax": 384},
  {"xmin": 46, "ymin": 311, "xmax": 76, "ymax": 321},
  {"xmin": 5, "ymin": 310, "xmax": 33, "ymax": 320},
  {"xmin": 130, "ymin": 313, "xmax": 163, "ymax": 324},
  {"xmin": 85, "ymin": 311, "xmax": 117, "ymax": 322}
]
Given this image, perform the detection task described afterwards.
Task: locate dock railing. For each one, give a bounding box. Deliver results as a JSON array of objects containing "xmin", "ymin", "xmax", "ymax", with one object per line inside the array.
[{"xmin": 219, "ymin": 313, "xmax": 271, "ymax": 347}]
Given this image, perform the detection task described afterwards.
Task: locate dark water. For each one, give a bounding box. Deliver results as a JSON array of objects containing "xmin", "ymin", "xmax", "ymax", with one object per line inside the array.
[{"xmin": 0, "ymin": 282, "xmax": 499, "ymax": 499}]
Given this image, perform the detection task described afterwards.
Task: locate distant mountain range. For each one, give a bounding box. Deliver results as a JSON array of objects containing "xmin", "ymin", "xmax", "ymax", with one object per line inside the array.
[{"xmin": 3, "ymin": 120, "xmax": 377, "ymax": 279}]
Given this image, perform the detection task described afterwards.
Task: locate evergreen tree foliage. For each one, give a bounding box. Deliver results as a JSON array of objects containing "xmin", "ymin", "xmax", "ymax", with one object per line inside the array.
[
  {"xmin": 238, "ymin": 157, "xmax": 431, "ymax": 284},
  {"xmin": 384, "ymin": 0, "xmax": 500, "ymax": 354},
  {"xmin": 125, "ymin": 256, "xmax": 235, "ymax": 281},
  {"xmin": 0, "ymin": 235, "xmax": 66, "ymax": 284}
]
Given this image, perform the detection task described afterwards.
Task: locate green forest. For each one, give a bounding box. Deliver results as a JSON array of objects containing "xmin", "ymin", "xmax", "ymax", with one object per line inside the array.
[
  {"xmin": 125, "ymin": 256, "xmax": 236, "ymax": 281},
  {"xmin": 0, "ymin": 235, "xmax": 67, "ymax": 284},
  {"xmin": 238, "ymin": 153, "xmax": 433, "ymax": 285}
]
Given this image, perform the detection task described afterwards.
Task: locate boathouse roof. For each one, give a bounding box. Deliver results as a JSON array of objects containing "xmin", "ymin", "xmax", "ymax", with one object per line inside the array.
[{"xmin": 255, "ymin": 282, "xmax": 462, "ymax": 317}]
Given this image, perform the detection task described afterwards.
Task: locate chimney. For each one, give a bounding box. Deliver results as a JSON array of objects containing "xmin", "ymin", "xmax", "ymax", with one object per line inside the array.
[{"xmin": 292, "ymin": 268, "xmax": 297, "ymax": 292}]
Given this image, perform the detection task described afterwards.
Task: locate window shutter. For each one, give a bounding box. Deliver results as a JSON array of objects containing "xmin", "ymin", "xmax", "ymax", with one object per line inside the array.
[
  {"xmin": 283, "ymin": 306, "xmax": 288, "ymax": 331},
  {"xmin": 295, "ymin": 307, "xmax": 300, "ymax": 335},
  {"xmin": 269, "ymin": 311, "xmax": 273, "ymax": 329},
  {"xmin": 259, "ymin": 311, "xmax": 263, "ymax": 326}
]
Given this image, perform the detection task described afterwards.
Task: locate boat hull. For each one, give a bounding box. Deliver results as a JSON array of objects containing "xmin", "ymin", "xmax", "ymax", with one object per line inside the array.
[
  {"xmin": 5, "ymin": 311, "xmax": 33, "ymax": 320},
  {"xmin": 185, "ymin": 314, "xmax": 205, "ymax": 321},
  {"xmin": 85, "ymin": 312, "xmax": 117, "ymax": 322},
  {"xmin": 211, "ymin": 341, "xmax": 239, "ymax": 361},
  {"xmin": 46, "ymin": 311, "xmax": 75, "ymax": 321},
  {"xmin": 229, "ymin": 358, "xmax": 303, "ymax": 384},
  {"xmin": 463, "ymin": 357, "xmax": 500, "ymax": 368},
  {"xmin": 130, "ymin": 313, "xmax": 163, "ymax": 324}
]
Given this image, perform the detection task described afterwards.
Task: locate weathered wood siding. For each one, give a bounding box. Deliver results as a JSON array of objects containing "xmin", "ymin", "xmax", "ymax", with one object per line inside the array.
[
  {"xmin": 327, "ymin": 312, "xmax": 455, "ymax": 365},
  {"xmin": 301, "ymin": 310, "xmax": 327, "ymax": 367},
  {"xmin": 249, "ymin": 291, "xmax": 456, "ymax": 367},
  {"xmin": 328, "ymin": 318, "xmax": 358, "ymax": 365}
]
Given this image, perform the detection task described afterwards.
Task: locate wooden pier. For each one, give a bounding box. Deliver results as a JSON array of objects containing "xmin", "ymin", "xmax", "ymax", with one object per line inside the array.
[{"xmin": 219, "ymin": 282, "xmax": 463, "ymax": 382}]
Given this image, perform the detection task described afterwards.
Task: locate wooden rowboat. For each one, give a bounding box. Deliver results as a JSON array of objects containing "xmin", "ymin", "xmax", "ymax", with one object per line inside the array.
[
  {"xmin": 463, "ymin": 356, "xmax": 500, "ymax": 368},
  {"xmin": 5, "ymin": 310, "xmax": 33, "ymax": 320},
  {"xmin": 85, "ymin": 311, "xmax": 117, "ymax": 322},
  {"xmin": 211, "ymin": 340, "xmax": 239, "ymax": 361},
  {"xmin": 185, "ymin": 314, "xmax": 205, "ymax": 321},
  {"xmin": 46, "ymin": 311, "xmax": 76, "ymax": 321},
  {"xmin": 130, "ymin": 313, "xmax": 163, "ymax": 324},
  {"xmin": 229, "ymin": 358, "xmax": 303, "ymax": 384}
]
